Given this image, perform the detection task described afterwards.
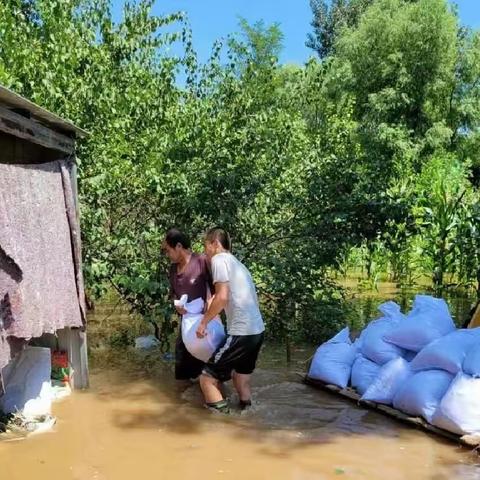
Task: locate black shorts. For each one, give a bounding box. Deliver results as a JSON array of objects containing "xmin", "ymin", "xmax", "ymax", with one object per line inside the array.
[{"xmin": 203, "ymin": 332, "xmax": 264, "ymax": 382}]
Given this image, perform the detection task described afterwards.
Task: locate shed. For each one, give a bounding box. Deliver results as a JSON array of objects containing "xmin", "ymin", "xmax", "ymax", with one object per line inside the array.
[{"xmin": 0, "ymin": 85, "xmax": 89, "ymax": 392}]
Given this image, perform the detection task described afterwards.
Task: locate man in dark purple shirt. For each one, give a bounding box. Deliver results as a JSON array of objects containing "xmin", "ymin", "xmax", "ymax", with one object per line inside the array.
[{"xmin": 163, "ymin": 228, "xmax": 213, "ymax": 380}]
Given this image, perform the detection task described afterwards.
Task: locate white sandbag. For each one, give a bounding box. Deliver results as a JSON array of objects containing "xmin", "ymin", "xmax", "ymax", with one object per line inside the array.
[
  {"xmin": 410, "ymin": 329, "xmax": 480, "ymax": 374},
  {"xmin": 463, "ymin": 342, "xmax": 480, "ymax": 378},
  {"xmin": 179, "ymin": 297, "xmax": 226, "ymax": 362},
  {"xmin": 361, "ymin": 301, "xmax": 406, "ymax": 365},
  {"xmin": 361, "ymin": 357, "xmax": 411, "ymax": 405},
  {"xmin": 350, "ymin": 355, "xmax": 381, "ymax": 395},
  {"xmin": 392, "ymin": 370, "xmax": 454, "ymax": 422},
  {"xmin": 383, "ymin": 295, "xmax": 455, "ymax": 352},
  {"xmin": 308, "ymin": 327, "xmax": 356, "ymax": 389},
  {"xmin": 0, "ymin": 347, "xmax": 52, "ymax": 419},
  {"xmin": 432, "ymin": 372, "xmax": 480, "ymax": 435}
]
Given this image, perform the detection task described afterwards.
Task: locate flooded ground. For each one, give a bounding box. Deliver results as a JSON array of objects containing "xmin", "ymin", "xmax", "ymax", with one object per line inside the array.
[
  {"xmin": 1, "ymin": 282, "xmax": 479, "ymax": 480},
  {"xmin": 341, "ymin": 277, "xmax": 477, "ymax": 329},
  {"xmin": 1, "ymin": 346, "xmax": 479, "ymax": 480}
]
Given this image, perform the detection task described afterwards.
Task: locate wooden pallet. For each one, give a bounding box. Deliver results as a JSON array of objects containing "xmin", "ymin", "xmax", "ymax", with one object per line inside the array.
[{"xmin": 303, "ymin": 375, "xmax": 480, "ymax": 449}]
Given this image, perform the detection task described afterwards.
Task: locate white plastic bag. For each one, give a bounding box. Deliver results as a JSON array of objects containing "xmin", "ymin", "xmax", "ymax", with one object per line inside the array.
[
  {"xmin": 432, "ymin": 373, "xmax": 480, "ymax": 435},
  {"xmin": 392, "ymin": 370, "xmax": 454, "ymax": 422},
  {"xmin": 350, "ymin": 355, "xmax": 381, "ymax": 395},
  {"xmin": 179, "ymin": 297, "xmax": 226, "ymax": 362},
  {"xmin": 361, "ymin": 357, "xmax": 411, "ymax": 405},
  {"xmin": 383, "ymin": 295, "xmax": 455, "ymax": 352},
  {"xmin": 361, "ymin": 301, "xmax": 406, "ymax": 365},
  {"xmin": 134, "ymin": 335, "xmax": 160, "ymax": 350},
  {"xmin": 0, "ymin": 347, "xmax": 53, "ymax": 419},
  {"xmin": 308, "ymin": 327, "xmax": 356, "ymax": 389},
  {"xmin": 463, "ymin": 342, "xmax": 480, "ymax": 378},
  {"xmin": 410, "ymin": 329, "xmax": 480, "ymax": 374}
]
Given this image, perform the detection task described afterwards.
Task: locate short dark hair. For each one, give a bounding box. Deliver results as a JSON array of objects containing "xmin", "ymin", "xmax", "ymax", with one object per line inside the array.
[
  {"xmin": 165, "ymin": 228, "xmax": 191, "ymax": 249},
  {"xmin": 205, "ymin": 227, "xmax": 231, "ymax": 251}
]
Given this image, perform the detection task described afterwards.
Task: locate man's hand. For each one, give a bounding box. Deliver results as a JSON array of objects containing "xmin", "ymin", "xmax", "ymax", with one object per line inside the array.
[
  {"xmin": 175, "ymin": 305, "xmax": 187, "ymax": 315},
  {"xmin": 196, "ymin": 320, "xmax": 208, "ymax": 338}
]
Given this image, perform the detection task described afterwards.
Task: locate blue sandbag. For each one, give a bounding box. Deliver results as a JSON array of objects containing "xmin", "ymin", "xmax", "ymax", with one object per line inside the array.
[
  {"xmin": 383, "ymin": 295, "xmax": 455, "ymax": 352},
  {"xmin": 361, "ymin": 357, "xmax": 411, "ymax": 405},
  {"xmin": 463, "ymin": 339, "xmax": 480, "ymax": 377},
  {"xmin": 351, "ymin": 355, "xmax": 381, "ymax": 395},
  {"xmin": 308, "ymin": 328, "xmax": 356, "ymax": 389},
  {"xmin": 361, "ymin": 301, "xmax": 406, "ymax": 365},
  {"xmin": 410, "ymin": 329, "xmax": 480, "ymax": 374},
  {"xmin": 393, "ymin": 370, "xmax": 454, "ymax": 422}
]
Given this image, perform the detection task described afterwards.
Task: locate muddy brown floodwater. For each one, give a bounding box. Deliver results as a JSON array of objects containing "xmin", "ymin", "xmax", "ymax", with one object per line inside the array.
[{"xmin": 1, "ymin": 345, "xmax": 479, "ymax": 480}]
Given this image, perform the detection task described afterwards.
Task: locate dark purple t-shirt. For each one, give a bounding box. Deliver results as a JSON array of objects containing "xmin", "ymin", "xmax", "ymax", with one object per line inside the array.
[{"xmin": 169, "ymin": 253, "xmax": 213, "ymax": 302}]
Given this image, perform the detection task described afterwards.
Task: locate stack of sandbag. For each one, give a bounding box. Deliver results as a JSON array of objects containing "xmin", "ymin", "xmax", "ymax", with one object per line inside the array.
[
  {"xmin": 308, "ymin": 327, "xmax": 357, "ymax": 389},
  {"xmin": 389, "ymin": 322, "xmax": 480, "ymax": 428},
  {"xmin": 359, "ymin": 295, "xmax": 458, "ymax": 411},
  {"xmin": 362, "ymin": 298, "xmax": 466, "ymax": 419},
  {"xmin": 391, "ymin": 328, "xmax": 479, "ymax": 421},
  {"xmin": 366, "ymin": 297, "xmax": 480, "ymax": 435},
  {"xmin": 351, "ymin": 301, "xmax": 406, "ymax": 395},
  {"xmin": 308, "ymin": 294, "xmax": 480, "ymax": 437}
]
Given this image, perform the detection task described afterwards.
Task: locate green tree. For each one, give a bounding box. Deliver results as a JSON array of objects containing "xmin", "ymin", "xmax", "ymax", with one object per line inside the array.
[{"xmin": 306, "ymin": 0, "xmax": 375, "ymax": 58}]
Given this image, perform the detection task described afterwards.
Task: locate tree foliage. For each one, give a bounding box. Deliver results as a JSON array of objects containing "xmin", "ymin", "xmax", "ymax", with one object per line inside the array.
[{"xmin": 0, "ymin": 0, "xmax": 480, "ymax": 346}]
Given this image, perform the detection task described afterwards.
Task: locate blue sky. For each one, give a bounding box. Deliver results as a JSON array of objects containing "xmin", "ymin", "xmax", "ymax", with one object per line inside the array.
[{"xmin": 112, "ymin": 0, "xmax": 480, "ymax": 66}]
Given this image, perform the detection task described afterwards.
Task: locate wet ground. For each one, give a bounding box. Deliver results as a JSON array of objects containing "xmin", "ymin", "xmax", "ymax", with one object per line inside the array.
[
  {"xmin": 1, "ymin": 282, "xmax": 479, "ymax": 480},
  {"xmin": 1, "ymin": 345, "xmax": 479, "ymax": 480}
]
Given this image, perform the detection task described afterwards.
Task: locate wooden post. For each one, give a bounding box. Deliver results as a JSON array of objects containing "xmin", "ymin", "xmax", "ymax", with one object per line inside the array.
[{"xmin": 60, "ymin": 160, "xmax": 89, "ymax": 389}]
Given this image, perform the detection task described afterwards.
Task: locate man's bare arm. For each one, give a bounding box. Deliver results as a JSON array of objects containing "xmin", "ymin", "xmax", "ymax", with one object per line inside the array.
[{"xmin": 196, "ymin": 282, "xmax": 229, "ymax": 337}]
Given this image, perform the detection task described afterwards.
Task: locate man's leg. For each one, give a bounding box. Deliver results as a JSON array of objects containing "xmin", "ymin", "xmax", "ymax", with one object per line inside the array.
[
  {"xmin": 175, "ymin": 333, "xmax": 204, "ymax": 380},
  {"xmin": 199, "ymin": 373, "xmax": 230, "ymax": 413},
  {"xmin": 231, "ymin": 333, "xmax": 264, "ymax": 408},
  {"xmin": 199, "ymin": 373, "xmax": 224, "ymax": 403},
  {"xmin": 232, "ymin": 371, "xmax": 251, "ymax": 403}
]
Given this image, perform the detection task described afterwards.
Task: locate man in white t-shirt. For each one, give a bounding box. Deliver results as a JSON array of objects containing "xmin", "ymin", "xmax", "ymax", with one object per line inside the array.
[{"xmin": 196, "ymin": 227, "xmax": 265, "ymax": 413}]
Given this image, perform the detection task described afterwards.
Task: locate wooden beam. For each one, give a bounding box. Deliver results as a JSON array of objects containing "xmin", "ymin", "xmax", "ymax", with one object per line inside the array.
[
  {"xmin": 303, "ymin": 375, "xmax": 479, "ymax": 448},
  {"xmin": 0, "ymin": 85, "xmax": 87, "ymax": 138},
  {"xmin": 0, "ymin": 106, "xmax": 75, "ymax": 154}
]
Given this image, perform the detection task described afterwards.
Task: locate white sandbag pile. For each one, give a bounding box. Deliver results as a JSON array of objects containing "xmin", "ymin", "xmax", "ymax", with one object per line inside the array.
[
  {"xmin": 308, "ymin": 295, "xmax": 480, "ymax": 437},
  {"xmin": 308, "ymin": 327, "xmax": 356, "ymax": 389}
]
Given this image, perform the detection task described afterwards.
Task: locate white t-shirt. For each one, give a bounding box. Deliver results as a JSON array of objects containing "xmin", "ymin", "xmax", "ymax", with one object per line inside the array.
[{"xmin": 211, "ymin": 252, "xmax": 265, "ymax": 336}]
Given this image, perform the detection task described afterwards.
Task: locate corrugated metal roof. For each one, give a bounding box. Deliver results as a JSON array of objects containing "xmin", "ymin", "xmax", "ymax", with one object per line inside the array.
[{"xmin": 0, "ymin": 85, "xmax": 87, "ymax": 137}]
